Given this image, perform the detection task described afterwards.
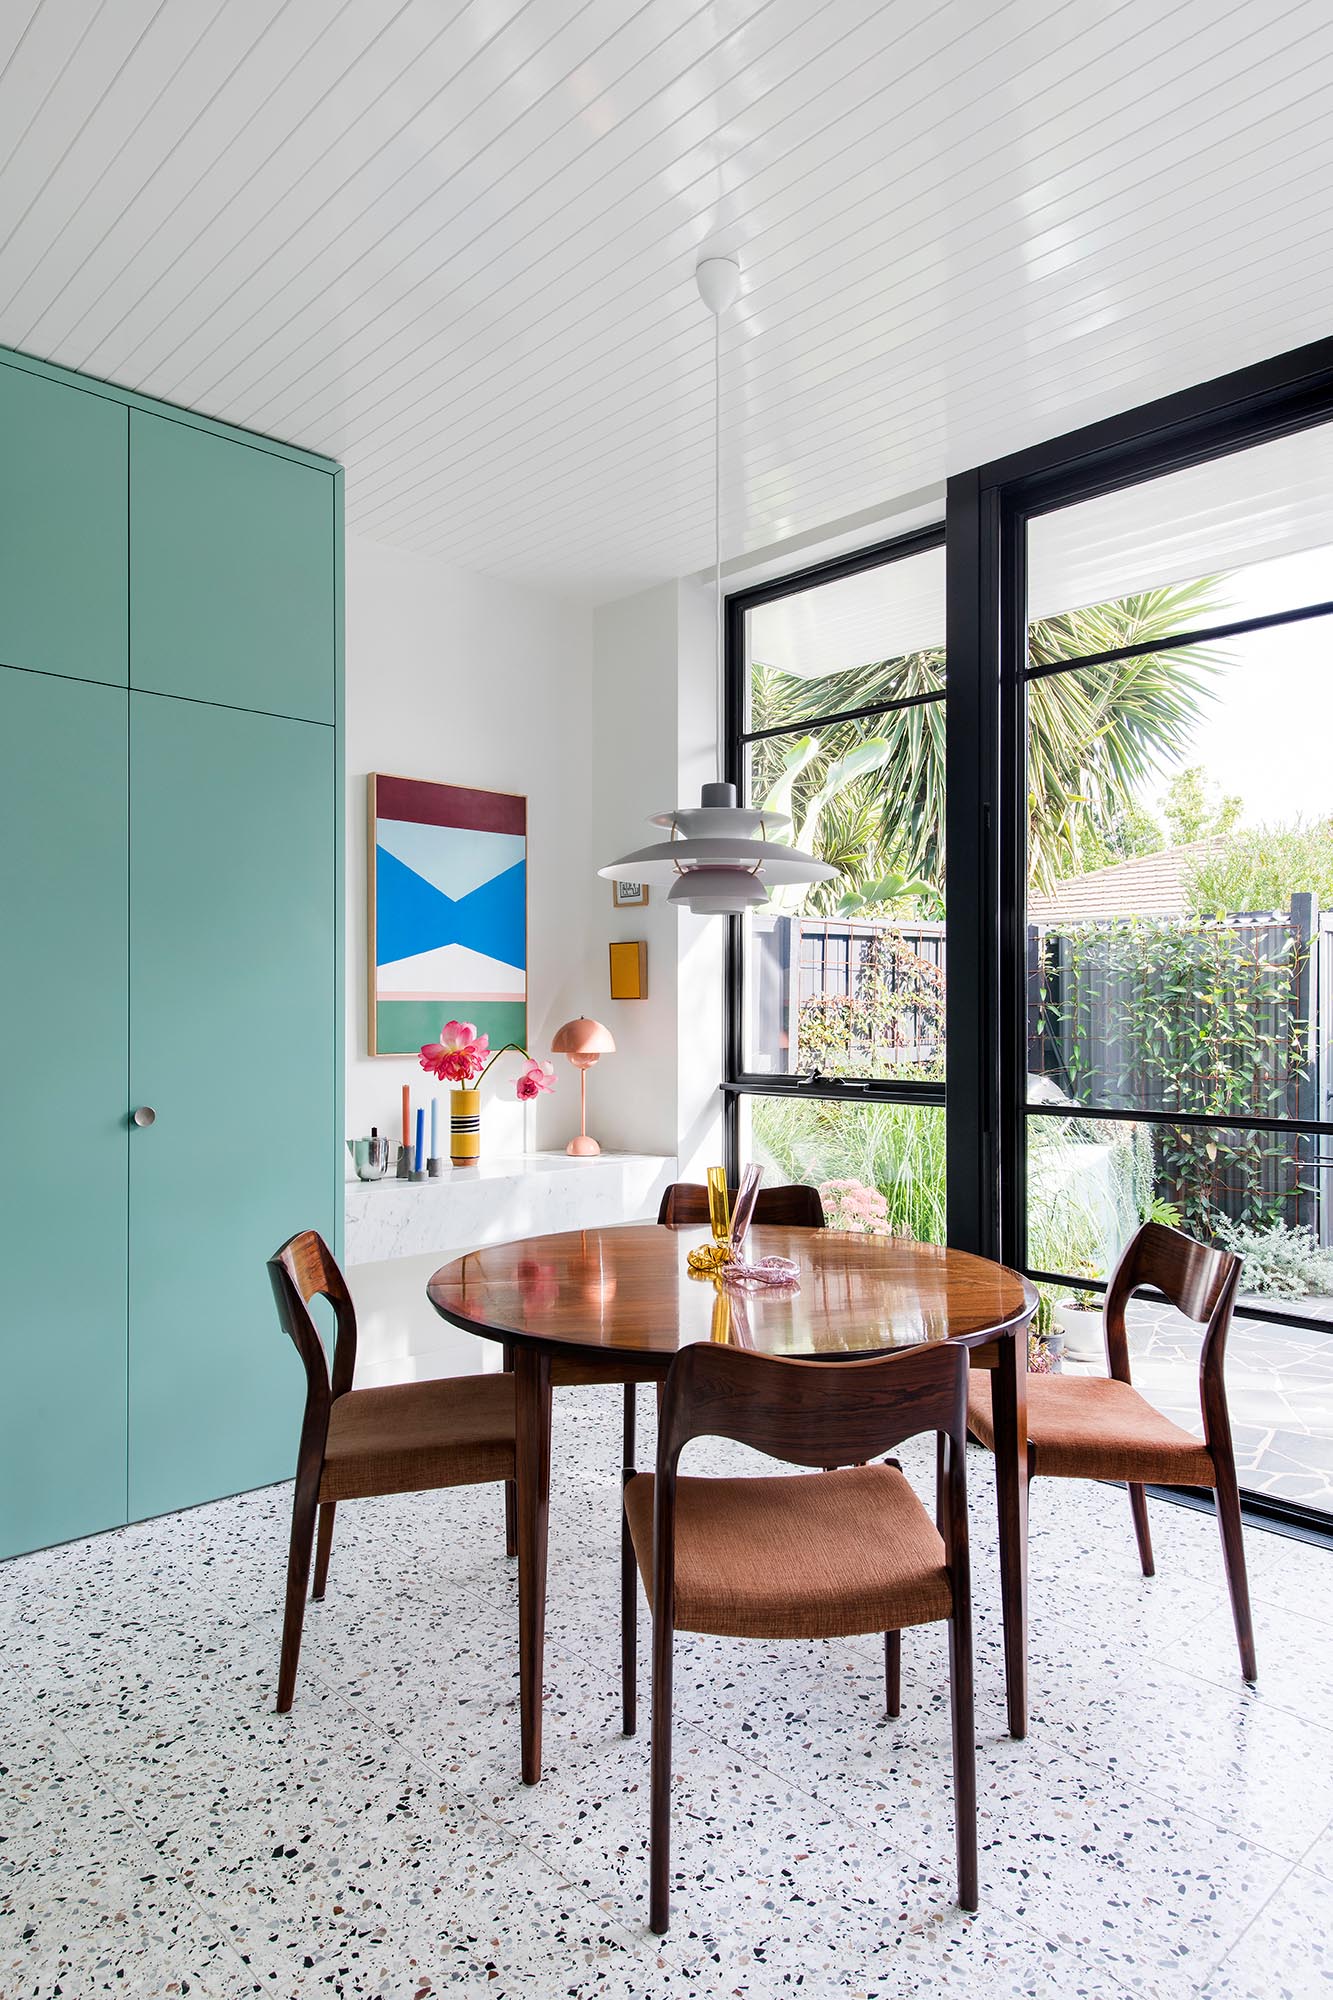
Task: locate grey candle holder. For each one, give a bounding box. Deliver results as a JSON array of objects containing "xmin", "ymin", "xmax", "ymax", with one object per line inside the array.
[
  {"xmin": 408, "ymin": 1166, "xmax": 428, "ymax": 1183},
  {"xmin": 427, "ymin": 1157, "xmax": 444, "ymax": 1177},
  {"xmin": 395, "ymin": 1145, "xmax": 412, "ymax": 1179}
]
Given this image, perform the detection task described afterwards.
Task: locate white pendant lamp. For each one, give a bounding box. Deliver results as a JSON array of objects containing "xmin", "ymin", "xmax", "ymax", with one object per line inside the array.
[{"xmin": 598, "ymin": 254, "xmax": 834, "ymax": 917}]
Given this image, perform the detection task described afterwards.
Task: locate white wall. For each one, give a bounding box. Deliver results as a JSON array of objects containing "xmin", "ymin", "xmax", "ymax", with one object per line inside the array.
[
  {"xmin": 345, "ymin": 535, "xmax": 727, "ymax": 1185},
  {"xmin": 588, "ymin": 575, "xmax": 726, "ymax": 1177},
  {"xmin": 344, "ymin": 535, "xmax": 598, "ymax": 1162}
]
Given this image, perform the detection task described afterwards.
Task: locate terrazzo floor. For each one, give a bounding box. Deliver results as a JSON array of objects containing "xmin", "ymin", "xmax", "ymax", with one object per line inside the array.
[{"xmin": 2, "ymin": 1385, "xmax": 1332, "ymax": 1999}]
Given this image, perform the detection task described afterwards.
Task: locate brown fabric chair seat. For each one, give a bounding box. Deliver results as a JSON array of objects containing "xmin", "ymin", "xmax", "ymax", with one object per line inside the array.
[
  {"xmin": 967, "ymin": 1371, "xmax": 1215, "ymax": 1486},
  {"xmin": 623, "ymin": 1462, "xmax": 952, "ymax": 1641},
  {"xmin": 319, "ymin": 1373, "xmax": 516, "ymax": 1503}
]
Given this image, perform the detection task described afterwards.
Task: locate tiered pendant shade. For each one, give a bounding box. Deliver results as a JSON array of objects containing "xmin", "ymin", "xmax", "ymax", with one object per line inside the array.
[{"xmin": 599, "ymin": 781, "xmax": 835, "ymax": 914}]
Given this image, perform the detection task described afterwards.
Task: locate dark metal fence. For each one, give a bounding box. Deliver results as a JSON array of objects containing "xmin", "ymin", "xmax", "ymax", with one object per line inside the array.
[
  {"xmin": 1028, "ymin": 898, "xmax": 1330, "ymax": 1238},
  {"xmin": 748, "ymin": 912, "xmax": 946, "ymax": 1075}
]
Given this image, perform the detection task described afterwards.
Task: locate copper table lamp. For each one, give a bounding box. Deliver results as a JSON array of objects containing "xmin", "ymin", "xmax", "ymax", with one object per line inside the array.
[{"xmin": 551, "ymin": 1017, "xmax": 615, "ymax": 1156}]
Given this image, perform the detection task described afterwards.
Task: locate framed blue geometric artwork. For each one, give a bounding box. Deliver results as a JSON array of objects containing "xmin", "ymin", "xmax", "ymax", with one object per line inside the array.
[{"xmin": 368, "ymin": 774, "xmax": 527, "ymax": 1056}]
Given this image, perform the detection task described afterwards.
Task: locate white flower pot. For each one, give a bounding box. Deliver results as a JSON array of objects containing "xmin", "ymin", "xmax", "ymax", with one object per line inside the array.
[{"xmin": 1056, "ymin": 1305, "xmax": 1105, "ymax": 1364}]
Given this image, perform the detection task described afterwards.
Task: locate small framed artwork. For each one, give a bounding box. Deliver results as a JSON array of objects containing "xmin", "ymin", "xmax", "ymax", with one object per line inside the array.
[
  {"xmin": 612, "ymin": 879, "xmax": 649, "ymax": 908},
  {"xmin": 609, "ymin": 939, "xmax": 647, "ymax": 1000}
]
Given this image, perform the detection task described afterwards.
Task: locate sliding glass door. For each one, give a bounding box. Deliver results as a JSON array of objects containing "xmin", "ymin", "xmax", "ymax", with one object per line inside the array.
[{"xmin": 1018, "ymin": 425, "xmax": 1333, "ymax": 1515}]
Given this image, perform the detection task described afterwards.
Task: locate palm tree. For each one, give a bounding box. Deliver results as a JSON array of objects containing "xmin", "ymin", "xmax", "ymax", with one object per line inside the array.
[{"xmin": 751, "ymin": 577, "xmax": 1226, "ymax": 904}]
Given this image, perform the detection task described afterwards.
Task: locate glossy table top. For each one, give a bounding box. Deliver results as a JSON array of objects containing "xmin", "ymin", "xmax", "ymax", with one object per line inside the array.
[{"xmin": 427, "ymin": 1224, "xmax": 1037, "ymax": 1360}]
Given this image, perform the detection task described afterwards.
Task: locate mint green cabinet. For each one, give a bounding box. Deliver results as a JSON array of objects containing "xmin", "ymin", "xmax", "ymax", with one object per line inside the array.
[
  {"xmin": 127, "ymin": 695, "xmax": 336, "ymax": 1519},
  {"xmin": 130, "ymin": 411, "xmax": 335, "ymax": 723},
  {"xmin": 0, "ymin": 361, "xmax": 128, "ymax": 684},
  {"xmin": 0, "ymin": 668, "xmax": 129, "ymax": 1558},
  {"xmin": 0, "ymin": 348, "xmax": 340, "ymax": 1560}
]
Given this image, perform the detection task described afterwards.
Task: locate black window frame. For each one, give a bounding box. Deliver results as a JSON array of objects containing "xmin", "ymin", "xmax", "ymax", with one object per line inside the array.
[
  {"xmin": 946, "ymin": 331, "xmax": 1333, "ymax": 1328},
  {"xmin": 722, "ymin": 523, "xmax": 948, "ymax": 1172}
]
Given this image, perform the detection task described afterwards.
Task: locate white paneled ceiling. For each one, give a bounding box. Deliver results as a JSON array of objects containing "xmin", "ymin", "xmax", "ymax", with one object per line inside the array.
[{"xmin": 2, "ymin": 0, "xmax": 1332, "ymax": 602}]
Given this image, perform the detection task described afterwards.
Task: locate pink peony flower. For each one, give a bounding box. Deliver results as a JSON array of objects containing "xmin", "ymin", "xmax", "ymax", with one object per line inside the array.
[
  {"xmin": 515, "ymin": 1058, "xmax": 556, "ymax": 1102},
  {"xmin": 419, "ymin": 1020, "xmax": 489, "ymax": 1084}
]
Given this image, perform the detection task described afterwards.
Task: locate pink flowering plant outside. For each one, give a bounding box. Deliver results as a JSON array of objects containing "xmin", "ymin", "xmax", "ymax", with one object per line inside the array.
[
  {"xmin": 419, "ymin": 1020, "xmax": 555, "ymax": 1102},
  {"xmin": 818, "ymin": 1178, "xmax": 897, "ymax": 1236}
]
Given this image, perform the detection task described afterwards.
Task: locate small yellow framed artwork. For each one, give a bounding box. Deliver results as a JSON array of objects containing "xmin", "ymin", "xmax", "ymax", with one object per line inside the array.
[{"xmin": 609, "ymin": 940, "xmax": 648, "ymax": 1000}]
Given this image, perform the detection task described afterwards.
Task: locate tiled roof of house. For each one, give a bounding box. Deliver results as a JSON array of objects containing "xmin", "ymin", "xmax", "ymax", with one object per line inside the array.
[{"xmin": 1028, "ymin": 838, "xmax": 1226, "ymax": 926}]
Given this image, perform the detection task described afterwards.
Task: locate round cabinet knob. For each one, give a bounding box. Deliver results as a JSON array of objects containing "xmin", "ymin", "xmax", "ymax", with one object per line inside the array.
[{"xmin": 131, "ymin": 1106, "xmax": 156, "ymax": 1128}]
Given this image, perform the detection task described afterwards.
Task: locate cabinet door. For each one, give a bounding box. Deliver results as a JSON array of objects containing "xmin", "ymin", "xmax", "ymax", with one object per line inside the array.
[
  {"xmin": 128, "ymin": 695, "xmax": 336, "ymax": 1520},
  {"xmin": 0, "ymin": 667, "xmax": 129, "ymax": 1557},
  {"xmin": 130, "ymin": 412, "xmax": 335, "ymax": 723},
  {"xmin": 0, "ymin": 361, "xmax": 128, "ymax": 684}
]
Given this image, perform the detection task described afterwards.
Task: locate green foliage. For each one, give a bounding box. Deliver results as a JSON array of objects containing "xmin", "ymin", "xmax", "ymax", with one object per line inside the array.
[
  {"xmin": 749, "ymin": 1097, "xmax": 947, "ymax": 1244},
  {"xmin": 1078, "ymin": 796, "xmax": 1164, "ymax": 872},
  {"xmin": 749, "ymin": 578, "xmax": 1228, "ymax": 907},
  {"xmin": 1037, "ymin": 913, "xmax": 1311, "ymax": 1233},
  {"xmin": 1039, "ymin": 914, "xmax": 1308, "ymax": 1122},
  {"xmin": 1186, "ymin": 817, "xmax": 1333, "ymax": 916},
  {"xmin": 1161, "ymin": 764, "xmax": 1243, "ymax": 846},
  {"xmin": 837, "ymin": 870, "xmax": 936, "ymax": 917},
  {"xmin": 796, "ymin": 930, "xmax": 945, "ymax": 1077},
  {"xmin": 1211, "ymin": 1216, "xmax": 1333, "ymax": 1301}
]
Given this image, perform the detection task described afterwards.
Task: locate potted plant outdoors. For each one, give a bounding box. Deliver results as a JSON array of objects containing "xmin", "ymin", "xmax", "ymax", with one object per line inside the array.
[
  {"xmin": 419, "ymin": 1020, "xmax": 555, "ymax": 1164},
  {"xmin": 1055, "ymin": 1264, "xmax": 1106, "ymax": 1365},
  {"xmin": 1028, "ymin": 1286, "xmax": 1064, "ymax": 1373}
]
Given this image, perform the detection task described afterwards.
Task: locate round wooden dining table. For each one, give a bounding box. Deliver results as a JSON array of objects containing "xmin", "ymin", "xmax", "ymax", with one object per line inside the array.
[{"xmin": 427, "ymin": 1222, "xmax": 1037, "ymax": 1784}]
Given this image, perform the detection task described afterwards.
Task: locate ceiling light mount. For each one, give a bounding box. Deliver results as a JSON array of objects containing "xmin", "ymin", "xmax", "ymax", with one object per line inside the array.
[{"xmin": 695, "ymin": 254, "xmax": 741, "ymax": 318}]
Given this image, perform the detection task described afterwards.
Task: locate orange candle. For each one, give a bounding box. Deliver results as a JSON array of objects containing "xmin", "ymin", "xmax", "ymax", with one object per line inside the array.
[{"xmin": 401, "ymin": 1083, "xmax": 411, "ymax": 1151}]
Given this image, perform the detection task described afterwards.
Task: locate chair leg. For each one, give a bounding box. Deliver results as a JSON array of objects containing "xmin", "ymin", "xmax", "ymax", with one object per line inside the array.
[
  {"xmin": 1127, "ymin": 1482, "xmax": 1155, "ymax": 1578},
  {"xmin": 885, "ymin": 1631, "xmax": 901, "ymax": 1718},
  {"xmin": 621, "ymin": 1385, "xmax": 639, "ymax": 1736},
  {"xmin": 649, "ymin": 1606, "xmax": 675, "ymax": 1935},
  {"xmin": 276, "ymin": 1477, "xmax": 319, "ymax": 1714},
  {"xmin": 947, "ymin": 1611, "xmax": 978, "ymax": 1912},
  {"xmin": 1215, "ymin": 1468, "xmax": 1257, "ymax": 1684},
  {"xmin": 311, "ymin": 1501, "xmax": 336, "ymax": 1600}
]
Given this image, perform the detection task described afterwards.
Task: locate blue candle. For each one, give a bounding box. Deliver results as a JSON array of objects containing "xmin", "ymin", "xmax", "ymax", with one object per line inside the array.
[
  {"xmin": 430, "ymin": 1095, "xmax": 439, "ymax": 1160},
  {"xmin": 414, "ymin": 1106, "xmax": 425, "ymax": 1174}
]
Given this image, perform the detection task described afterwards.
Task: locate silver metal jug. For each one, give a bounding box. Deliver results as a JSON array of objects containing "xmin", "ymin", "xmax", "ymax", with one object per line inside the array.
[{"xmin": 347, "ymin": 1133, "xmax": 391, "ymax": 1180}]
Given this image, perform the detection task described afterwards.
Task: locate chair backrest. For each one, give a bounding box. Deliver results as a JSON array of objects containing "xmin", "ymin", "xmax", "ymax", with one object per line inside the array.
[
  {"xmin": 658, "ymin": 1337, "xmax": 967, "ymax": 1475},
  {"xmin": 652, "ymin": 1339, "xmax": 970, "ymax": 1628},
  {"xmin": 1103, "ymin": 1220, "xmax": 1242, "ymax": 1390},
  {"xmin": 656, "ymin": 1181, "xmax": 826, "ymax": 1229},
  {"xmin": 267, "ymin": 1229, "xmax": 358, "ymax": 1414}
]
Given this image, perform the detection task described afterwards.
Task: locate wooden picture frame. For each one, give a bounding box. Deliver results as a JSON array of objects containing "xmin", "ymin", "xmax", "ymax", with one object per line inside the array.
[{"xmin": 612, "ymin": 879, "xmax": 649, "ymax": 908}]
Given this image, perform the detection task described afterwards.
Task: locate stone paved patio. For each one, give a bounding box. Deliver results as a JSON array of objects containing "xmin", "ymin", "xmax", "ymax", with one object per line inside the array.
[{"xmin": 1067, "ymin": 1299, "xmax": 1333, "ymax": 1515}]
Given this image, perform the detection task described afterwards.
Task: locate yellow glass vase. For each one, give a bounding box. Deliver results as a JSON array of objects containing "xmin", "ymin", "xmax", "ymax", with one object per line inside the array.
[{"xmin": 450, "ymin": 1087, "xmax": 481, "ymax": 1164}]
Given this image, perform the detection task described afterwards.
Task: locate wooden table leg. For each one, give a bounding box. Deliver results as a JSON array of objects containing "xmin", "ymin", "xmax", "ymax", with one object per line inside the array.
[
  {"xmin": 514, "ymin": 1345, "xmax": 553, "ymax": 1785},
  {"xmin": 989, "ymin": 1327, "xmax": 1030, "ymax": 1739}
]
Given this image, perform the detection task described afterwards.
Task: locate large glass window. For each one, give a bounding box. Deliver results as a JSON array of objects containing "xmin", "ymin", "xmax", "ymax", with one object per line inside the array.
[
  {"xmin": 727, "ymin": 533, "xmax": 946, "ymax": 1242},
  {"xmin": 1021, "ymin": 421, "xmax": 1333, "ymax": 1514}
]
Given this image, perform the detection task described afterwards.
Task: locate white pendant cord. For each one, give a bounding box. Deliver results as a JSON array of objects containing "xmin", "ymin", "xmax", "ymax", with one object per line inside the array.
[{"xmin": 714, "ymin": 299, "xmax": 724, "ymax": 786}]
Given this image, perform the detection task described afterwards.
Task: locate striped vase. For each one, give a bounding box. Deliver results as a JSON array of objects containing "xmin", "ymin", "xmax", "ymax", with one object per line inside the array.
[{"xmin": 450, "ymin": 1087, "xmax": 481, "ymax": 1165}]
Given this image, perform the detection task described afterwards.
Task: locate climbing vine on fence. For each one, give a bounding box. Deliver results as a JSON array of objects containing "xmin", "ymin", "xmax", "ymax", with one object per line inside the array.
[
  {"xmin": 1035, "ymin": 914, "xmax": 1312, "ymax": 1229},
  {"xmin": 798, "ymin": 931, "xmax": 945, "ymax": 1078}
]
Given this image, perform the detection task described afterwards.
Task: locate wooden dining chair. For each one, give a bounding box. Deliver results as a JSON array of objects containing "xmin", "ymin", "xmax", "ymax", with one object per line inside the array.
[
  {"xmin": 508, "ymin": 1181, "xmax": 829, "ymax": 1733},
  {"xmin": 268, "ymin": 1230, "xmax": 517, "ymax": 1713},
  {"xmin": 655, "ymin": 1180, "xmax": 827, "ymax": 1228},
  {"xmin": 623, "ymin": 1338, "xmax": 976, "ymax": 1934},
  {"xmin": 967, "ymin": 1219, "xmax": 1255, "ymax": 1681}
]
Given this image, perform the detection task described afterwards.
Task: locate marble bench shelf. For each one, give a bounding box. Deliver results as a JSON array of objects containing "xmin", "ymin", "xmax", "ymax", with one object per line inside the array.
[
  {"xmin": 343, "ymin": 1152, "xmax": 677, "ymax": 1386},
  {"xmin": 345, "ymin": 1150, "xmax": 676, "ymax": 1267}
]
